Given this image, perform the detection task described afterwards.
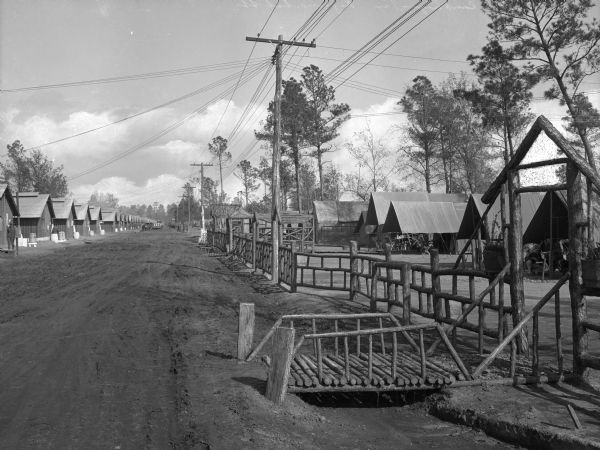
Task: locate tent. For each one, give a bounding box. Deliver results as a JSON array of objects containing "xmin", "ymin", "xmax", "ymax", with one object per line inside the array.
[
  {"xmin": 457, "ymin": 192, "xmax": 545, "ymax": 241},
  {"xmin": 312, "ymin": 200, "xmax": 367, "ymax": 244}
]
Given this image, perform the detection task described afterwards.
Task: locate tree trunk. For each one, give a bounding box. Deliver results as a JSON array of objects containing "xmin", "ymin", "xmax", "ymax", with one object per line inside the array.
[
  {"xmin": 317, "ymin": 147, "xmax": 323, "ymax": 200},
  {"xmin": 294, "ymin": 153, "xmax": 301, "ymax": 213}
]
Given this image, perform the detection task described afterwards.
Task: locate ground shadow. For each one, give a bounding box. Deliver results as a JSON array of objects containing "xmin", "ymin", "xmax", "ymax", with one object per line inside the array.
[{"xmin": 232, "ymin": 376, "xmax": 266, "ymax": 394}]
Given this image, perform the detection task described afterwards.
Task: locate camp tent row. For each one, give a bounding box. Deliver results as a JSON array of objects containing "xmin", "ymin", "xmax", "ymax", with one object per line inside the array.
[
  {"xmin": 329, "ymin": 190, "xmax": 569, "ymax": 253},
  {"xmin": 0, "ymin": 187, "xmax": 156, "ymax": 248}
]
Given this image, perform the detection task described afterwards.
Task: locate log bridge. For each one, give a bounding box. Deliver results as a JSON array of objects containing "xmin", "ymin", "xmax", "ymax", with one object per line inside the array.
[{"xmin": 237, "ymin": 305, "xmax": 471, "ymax": 404}]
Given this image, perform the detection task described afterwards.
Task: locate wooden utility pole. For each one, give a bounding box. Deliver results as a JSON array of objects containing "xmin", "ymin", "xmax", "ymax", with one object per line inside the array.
[
  {"xmin": 191, "ymin": 162, "xmax": 214, "ymax": 230},
  {"xmin": 245, "ymin": 34, "xmax": 315, "ymax": 283}
]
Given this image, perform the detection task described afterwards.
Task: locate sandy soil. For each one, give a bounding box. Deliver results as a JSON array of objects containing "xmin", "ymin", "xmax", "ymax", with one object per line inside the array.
[{"xmin": 0, "ymin": 231, "xmax": 518, "ymax": 449}]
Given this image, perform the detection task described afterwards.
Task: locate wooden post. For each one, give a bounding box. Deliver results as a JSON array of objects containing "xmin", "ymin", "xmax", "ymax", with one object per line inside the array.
[
  {"xmin": 507, "ymin": 169, "xmax": 528, "ymax": 354},
  {"xmin": 349, "ymin": 241, "xmax": 358, "ymax": 301},
  {"xmin": 384, "ymin": 243, "xmax": 393, "ymax": 311},
  {"xmin": 402, "ymin": 263, "xmax": 411, "ymax": 325},
  {"xmin": 566, "ymin": 161, "xmax": 589, "ymax": 380},
  {"xmin": 430, "ymin": 249, "xmax": 442, "ymax": 322},
  {"xmin": 476, "ymin": 227, "xmax": 483, "ymax": 270},
  {"xmin": 227, "ymin": 218, "xmax": 233, "ymax": 254},
  {"xmin": 290, "ymin": 243, "xmax": 297, "ymax": 293},
  {"xmin": 501, "ymin": 185, "xmax": 509, "ymax": 264},
  {"xmin": 237, "ymin": 303, "xmax": 255, "ymax": 360},
  {"xmin": 265, "ymin": 327, "xmax": 295, "ymax": 404},
  {"xmin": 252, "ymin": 220, "xmax": 257, "ymax": 270}
]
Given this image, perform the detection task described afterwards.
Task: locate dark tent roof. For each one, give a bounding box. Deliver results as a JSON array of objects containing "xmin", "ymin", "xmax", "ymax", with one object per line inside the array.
[
  {"xmin": 366, "ymin": 192, "xmax": 468, "ymax": 227},
  {"xmin": 354, "ymin": 210, "xmax": 368, "ymax": 233},
  {"xmin": 382, "ymin": 201, "xmax": 460, "ymax": 234},
  {"xmin": 457, "ymin": 192, "xmax": 545, "ymax": 240},
  {"xmin": 523, "ymin": 190, "xmax": 570, "ymax": 243}
]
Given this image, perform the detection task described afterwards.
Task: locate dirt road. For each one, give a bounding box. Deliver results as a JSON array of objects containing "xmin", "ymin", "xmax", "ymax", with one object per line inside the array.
[{"xmin": 0, "ymin": 231, "xmax": 516, "ymax": 449}]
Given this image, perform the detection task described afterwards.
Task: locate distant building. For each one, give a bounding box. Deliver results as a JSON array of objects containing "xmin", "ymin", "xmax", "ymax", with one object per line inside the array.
[
  {"xmin": 74, "ymin": 203, "xmax": 91, "ymax": 237},
  {"xmin": 51, "ymin": 197, "xmax": 77, "ymax": 239},
  {"xmin": 15, "ymin": 192, "xmax": 55, "ymax": 240},
  {"xmin": 0, "ymin": 184, "xmax": 19, "ymax": 248}
]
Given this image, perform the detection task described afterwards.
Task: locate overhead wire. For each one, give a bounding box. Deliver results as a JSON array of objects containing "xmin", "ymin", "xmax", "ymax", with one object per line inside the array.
[
  {"xmin": 334, "ymin": 0, "xmax": 448, "ymax": 89},
  {"xmin": 325, "ymin": 0, "xmax": 427, "ymax": 83},
  {"xmin": 0, "ymin": 58, "xmax": 266, "ymax": 93},
  {"xmin": 208, "ymin": 0, "xmax": 280, "ymax": 139},
  {"xmin": 22, "ymin": 59, "xmax": 269, "ymax": 152},
  {"xmin": 68, "ymin": 60, "xmax": 271, "ymax": 181}
]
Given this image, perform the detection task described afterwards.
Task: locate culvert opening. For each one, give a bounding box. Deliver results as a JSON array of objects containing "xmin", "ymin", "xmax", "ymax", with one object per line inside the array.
[{"xmin": 296, "ymin": 389, "xmax": 439, "ymax": 408}]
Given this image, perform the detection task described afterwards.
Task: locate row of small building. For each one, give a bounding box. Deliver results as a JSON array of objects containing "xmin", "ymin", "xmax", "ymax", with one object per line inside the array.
[
  {"xmin": 213, "ymin": 190, "xmax": 568, "ymax": 252},
  {"xmin": 313, "ymin": 190, "xmax": 568, "ymax": 251},
  {"xmin": 0, "ymin": 184, "xmax": 156, "ymax": 249}
]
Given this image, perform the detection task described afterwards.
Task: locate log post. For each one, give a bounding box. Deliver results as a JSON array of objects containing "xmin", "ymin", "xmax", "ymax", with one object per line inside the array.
[
  {"xmin": 252, "ymin": 220, "xmax": 257, "ymax": 271},
  {"xmin": 349, "ymin": 241, "xmax": 358, "ymax": 301},
  {"xmin": 290, "ymin": 243, "xmax": 297, "ymax": 293},
  {"xmin": 384, "ymin": 243, "xmax": 393, "ymax": 311},
  {"xmin": 402, "ymin": 263, "xmax": 411, "ymax": 324},
  {"xmin": 430, "ymin": 249, "xmax": 442, "ymax": 322},
  {"xmin": 227, "ymin": 218, "xmax": 233, "ymax": 254},
  {"xmin": 237, "ymin": 303, "xmax": 255, "ymax": 360},
  {"xmin": 265, "ymin": 327, "xmax": 295, "ymax": 404},
  {"xmin": 507, "ymin": 168, "xmax": 528, "ymax": 354},
  {"xmin": 567, "ymin": 161, "xmax": 589, "ymax": 380}
]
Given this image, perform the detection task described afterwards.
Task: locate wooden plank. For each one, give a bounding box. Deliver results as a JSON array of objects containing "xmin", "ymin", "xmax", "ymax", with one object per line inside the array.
[
  {"xmin": 237, "ymin": 303, "xmax": 255, "ymax": 360},
  {"xmin": 265, "ymin": 327, "xmax": 295, "ymax": 404},
  {"xmin": 515, "ymin": 157, "xmax": 569, "ymax": 170}
]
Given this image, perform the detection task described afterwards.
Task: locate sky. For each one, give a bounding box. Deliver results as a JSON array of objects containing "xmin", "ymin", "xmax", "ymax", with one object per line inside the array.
[{"xmin": 1, "ymin": 0, "xmax": 599, "ymax": 207}]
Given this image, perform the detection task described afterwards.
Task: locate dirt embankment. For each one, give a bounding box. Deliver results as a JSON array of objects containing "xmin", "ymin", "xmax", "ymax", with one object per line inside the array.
[{"xmin": 0, "ymin": 232, "xmax": 513, "ymax": 449}]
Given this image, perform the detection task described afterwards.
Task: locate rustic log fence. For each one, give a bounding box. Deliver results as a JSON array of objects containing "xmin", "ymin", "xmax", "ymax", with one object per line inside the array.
[
  {"xmin": 242, "ymin": 310, "xmax": 470, "ymax": 401},
  {"xmin": 210, "ymin": 230, "xmax": 579, "ymax": 383}
]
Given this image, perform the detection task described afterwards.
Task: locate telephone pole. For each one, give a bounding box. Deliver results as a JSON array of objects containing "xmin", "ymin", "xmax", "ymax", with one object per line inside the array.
[
  {"xmin": 245, "ymin": 34, "xmax": 315, "ymax": 284},
  {"xmin": 191, "ymin": 162, "xmax": 214, "ymax": 230}
]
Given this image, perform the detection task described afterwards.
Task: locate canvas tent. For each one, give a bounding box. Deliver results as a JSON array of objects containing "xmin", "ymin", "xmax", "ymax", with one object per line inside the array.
[
  {"xmin": 382, "ymin": 201, "xmax": 461, "ymax": 252},
  {"xmin": 457, "ymin": 192, "xmax": 545, "ymax": 241}
]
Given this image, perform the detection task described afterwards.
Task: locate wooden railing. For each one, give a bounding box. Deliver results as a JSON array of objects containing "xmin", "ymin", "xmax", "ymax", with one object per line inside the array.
[
  {"xmin": 232, "ymin": 234, "xmax": 252, "ymax": 262},
  {"xmin": 369, "ymin": 255, "xmax": 514, "ymax": 354},
  {"xmin": 295, "ymin": 252, "xmax": 352, "ymax": 291},
  {"xmin": 472, "ymin": 272, "xmax": 570, "ymax": 378}
]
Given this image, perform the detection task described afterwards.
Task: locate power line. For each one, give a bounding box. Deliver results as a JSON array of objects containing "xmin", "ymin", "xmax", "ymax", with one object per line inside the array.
[
  {"xmin": 1, "ymin": 58, "xmax": 266, "ymax": 93},
  {"xmin": 68, "ymin": 61, "xmax": 270, "ymax": 181},
  {"xmin": 319, "ymin": 44, "xmax": 469, "ymax": 64},
  {"xmin": 23, "ymin": 60, "xmax": 269, "ymax": 152},
  {"xmin": 209, "ymin": 0, "xmax": 280, "ymax": 139},
  {"xmin": 325, "ymin": 0, "xmax": 428, "ymax": 83},
  {"xmin": 334, "ymin": 1, "xmax": 447, "ymax": 90}
]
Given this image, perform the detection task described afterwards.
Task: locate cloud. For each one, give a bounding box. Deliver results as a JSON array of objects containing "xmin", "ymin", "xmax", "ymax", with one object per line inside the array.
[{"xmin": 71, "ymin": 173, "xmax": 185, "ymax": 206}]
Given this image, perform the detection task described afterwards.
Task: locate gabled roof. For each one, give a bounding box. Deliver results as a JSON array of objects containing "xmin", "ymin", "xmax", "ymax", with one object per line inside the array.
[
  {"xmin": 15, "ymin": 192, "xmax": 54, "ymax": 219},
  {"xmin": 89, "ymin": 205, "xmax": 101, "ymax": 221},
  {"xmin": 366, "ymin": 192, "xmax": 468, "ymax": 227},
  {"xmin": 212, "ymin": 203, "xmax": 252, "ymax": 219},
  {"xmin": 101, "ymin": 209, "xmax": 116, "ymax": 222},
  {"xmin": 74, "ymin": 203, "xmax": 90, "ymax": 221},
  {"xmin": 482, "ymin": 115, "xmax": 600, "ymax": 204},
  {"xmin": 382, "ymin": 201, "xmax": 460, "ymax": 234},
  {"xmin": 0, "ymin": 184, "xmax": 19, "ymax": 215},
  {"xmin": 51, "ymin": 197, "xmax": 76, "ymax": 220},
  {"xmin": 313, "ymin": 200, "xmax": 367, "ymax": 225}
]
